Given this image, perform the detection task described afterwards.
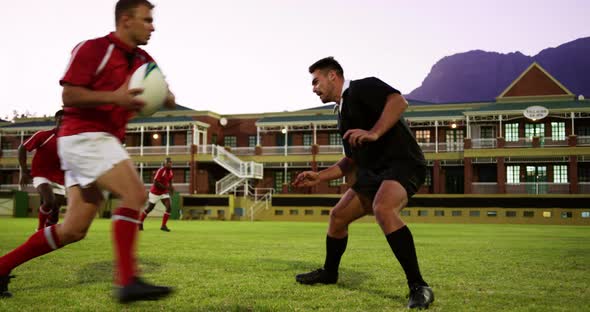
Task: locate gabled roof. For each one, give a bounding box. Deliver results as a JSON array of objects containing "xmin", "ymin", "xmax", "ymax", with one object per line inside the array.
[{"xmin": 497, "ymin": 62, "xmax": 574, "ymax": 100}]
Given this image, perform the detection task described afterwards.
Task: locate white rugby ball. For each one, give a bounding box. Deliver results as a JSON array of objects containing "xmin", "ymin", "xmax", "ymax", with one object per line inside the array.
[{"xmin": 129, "ymin": 62, "xmax": 168, "ymax": 116}]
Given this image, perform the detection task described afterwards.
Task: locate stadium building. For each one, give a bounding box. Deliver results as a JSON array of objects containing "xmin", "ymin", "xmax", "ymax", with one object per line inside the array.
[{"xmin": 1, "ymin": 62, "xmax": 589, "ymax": 224}]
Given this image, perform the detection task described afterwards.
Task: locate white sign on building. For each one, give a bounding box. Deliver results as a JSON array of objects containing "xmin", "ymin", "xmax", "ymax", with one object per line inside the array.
[{"xmin": 523, "ymin": 106, "xmax": 549, "ymax": 121}]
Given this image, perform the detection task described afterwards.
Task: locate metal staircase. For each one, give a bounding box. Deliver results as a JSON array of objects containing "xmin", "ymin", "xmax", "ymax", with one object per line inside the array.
[{"xmin": 213, "ymin": 145, "xmax": 263, "ymax": 195}]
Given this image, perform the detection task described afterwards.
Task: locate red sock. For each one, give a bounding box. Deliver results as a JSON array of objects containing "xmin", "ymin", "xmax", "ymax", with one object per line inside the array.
[
  {"xmin": 161, "ymin": 212, "xmax": 170, "ymax": 227},
  {"xmin": 112, "ymin": 207, "xmax": 140, "ymax": 286},
  {"xmin": 37, "ymin": 205, "xmax": 51, "ymax": 230},
  {"xmin": 139, "ymin": 211, "xmax": 148, "ymax": 223},
  {"xmin": 0, "ymin": 225, "xmax": 62, "ymax": 275}
]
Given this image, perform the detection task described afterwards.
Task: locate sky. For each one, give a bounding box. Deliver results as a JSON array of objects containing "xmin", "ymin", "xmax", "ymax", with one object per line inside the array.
[{"xmin": 1, "ymin": 0, "xmax": 589, "ymax": 120}]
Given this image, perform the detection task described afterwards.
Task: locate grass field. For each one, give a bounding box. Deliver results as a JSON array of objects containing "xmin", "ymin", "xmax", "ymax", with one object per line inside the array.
[{"xmin": 0, "ymin": 218, "xmax": 589, "ymax": 312}]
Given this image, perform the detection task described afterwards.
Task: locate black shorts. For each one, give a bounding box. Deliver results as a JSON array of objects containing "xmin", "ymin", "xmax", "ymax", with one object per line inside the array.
[{"xmin": 352, "ymin": 164, "xmax": 426, "ymax": 200}]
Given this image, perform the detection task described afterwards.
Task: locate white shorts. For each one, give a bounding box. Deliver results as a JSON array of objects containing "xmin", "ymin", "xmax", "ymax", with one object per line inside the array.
[
  {"xmin": 58, "ymin": 132, "xmax": 130, "ymax": 188},
  {"xmin": 148, "ymin": 192, "xmax": 170, "ymax": 204},
  {"xmin": 32, "ymin": 177, "xmax": 66, "ymax": 196}
]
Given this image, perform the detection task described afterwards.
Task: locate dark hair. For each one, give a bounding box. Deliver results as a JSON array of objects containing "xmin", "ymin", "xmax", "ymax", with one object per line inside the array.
[
  {"xmin": 54, "ymin": 110, "xmax": 64, "ymax": 118},
  {"xmin": 115, "ymin": 0, "xmax": 154, "ymax": 24},
  {"xmin": 308, "ymin": 57, "xmax": 344, "ymax": 77},
  {"xmin": 165, "ymin": 157, "xmax": 172, "ymax": 163}
]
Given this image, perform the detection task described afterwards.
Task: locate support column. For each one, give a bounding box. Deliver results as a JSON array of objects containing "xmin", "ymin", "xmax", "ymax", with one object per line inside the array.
[
  {"xmin": 466, "ymin": 116, "xmax": 471, "ymax": 138},
  {"xmin": 256, "ymin": 126, "xmax": 260, "ymax": 146},
  {"xmin": 189, "ymin": 144, "xmax": 197, "ymax": 194},
  {"xmin": 313, "ymin": 123, "xmax": 317, "ymax": 145},
  {"xmin": 165, "ymin": 125, "xmax": 170, "ymax": 156},
  {"xmin": 571, "ymin": 112, "xmax": 575, "ymax": 135},
  {"xmin": 497, "ymin": 157, "xmax": 506, "ymax": 194},
  {"xmin": 140, "ymin": 126, "xmax": 144, "ymax": 156},
  {"xmin": 569, "ymin": 156, "xmax": 578, "ymax": 194},
  {"xmin": 433, "ymin": 160, "xmax": 441, "ymax": 194},
  {"xmin": 434, "ymin": 121, "xmax": 439, "ymax": 153},
  {"xmin": 499, "ymin": 115, "xmax": 503, "ymax": 138},
  {"xmin": 464, "ymin": 158, "xmax": 473, "ymax": 194},
  {"xmin": 284, "ymin": 127, "xmax": 288, "ymax": 156},
  {"xmin": 20, "ymin": 130, "xmax": 24, "ymax": 144}
]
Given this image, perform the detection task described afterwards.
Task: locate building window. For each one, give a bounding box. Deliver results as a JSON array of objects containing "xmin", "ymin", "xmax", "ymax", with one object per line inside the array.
[
  {"xmin": 445, "ymin": 129, "xmax": 464, "ymax": 151},
  {"xmin": 543, "ymin": 211, "xmax": 552, "ymax": 218},
  {"xmin": 579, "ymin": 166, "xmax": 590, "ymax": 182},
  {"xmin": 581, "ymin": 211, "xmax": 590, "ymax": 218},
  {"xmin": 401, "ymin": 210, "xmax": 411, "ymax": 216},
  {"xmin": 551, "ymin": 122, "xmax": 566, "ymax": 140},
  {"xmin": 184, "ymin": 170, "xmax": 190, "ymax": 183},
  {"xmin": 275, "ymin": 210, "xmax": 283, "ymax": 216},
  {"xmin": 452, "ymin": 210, "xmax": 462, "ymax": 217},
  {"xmin": 418, "ymin": 210, "xmax": 428, "ymax": 216},
  {"xmin": 290, "ymin": 209, "xmax": 299, "ymax": 215},
  {"xmin": 274, "ymin": 171, "xmax": 283, "ymax": 192},
  {"xmin": 211, "ymin": 134, "xmax": 218, "ymax": 145},
  {"xmin": 321, "ymin": 210, "xmax": 330, "ymax": 216},
  {"xmin": 505, "ymin": 123, "xmax": 519, "ymax": 142},
  {"xmin": 305, "ymin": 209, "xmax": 314, "ymax": 215},
  {"xmin": 248, "ymin": 136, "xmax": 257, "ymax": 147},
  {"xmin": 329, "ymin": 133, "xmax": 341, "ymax": 145},
  {"xmin": 434, "ymin": 210, "xmax": 444, "ymax": 217},
  {"xmin": 487, "ymin": 211, "xmax": 497, "ymax": 217},
  {"xmin": 577, "ymin": 126, "xmax": 590, "ymax": 136},
  {"xmin": 553, "ymin": 165, "xmax": 568, "ymax": 183},
  {"xmin": 561, "ymin": 211, "xmax": 572, "ymax": 219},
  {"xmin": 523, "ymin": 211, "xmax": 534, "ymax": 217},
  {"xmin": 469, "ymin": 210, "xmax": 480, "ymax": 217},
  {"xmin": 480, "ymin": 126, "xmax": 495, "ymax": 139},
  {"xmin": 224, "ymin": 136, "xmax": 237, "ymax": 147},
  {"xmin": 507, "ymin": 166, "xmax": 520, "ymax": 183},
  {"xmin": 505, "ymin": 211, "xmax": 517, "ymax": 217},
  {"xmin": 329, "ymin": 178, "xmax": 343, "ymax": 187},
  {"xmin": 525, "ymin": 123, "xmax": 545, "ymax": 138},
  {"xmin": 415, "ymin": 130, "xmax": 430, "ymax": 143},
  {"xmin": 303, "ymin": 134, "xmax": 313, "ymax": 146}
]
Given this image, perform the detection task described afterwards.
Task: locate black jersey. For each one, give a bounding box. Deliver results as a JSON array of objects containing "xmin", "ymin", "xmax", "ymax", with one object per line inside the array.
[{"xmin": 338, "ymin": 77, "xmax": 425, "ymax": 170}]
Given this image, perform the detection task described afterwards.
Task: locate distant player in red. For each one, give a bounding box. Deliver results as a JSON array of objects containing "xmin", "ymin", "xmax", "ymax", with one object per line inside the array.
[
  {"xmin": 0, "ymin": 0, "xmax": 175, "ymax": 303},
  {"xmin": 18, "ymin": 110, "xmax": 66, "ymax": 231},
  {"xmin": 139, "ymin": 158, "xmax": 174, "ymax": 232}
]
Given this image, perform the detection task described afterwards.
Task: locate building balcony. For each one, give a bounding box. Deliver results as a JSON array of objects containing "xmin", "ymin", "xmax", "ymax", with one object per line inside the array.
[
  {"xmin": 471, "ymin": 182, "xmax": 498, "ymax": 194},
  {"xmin": 506, "ymin": 182, "xmax": 570, "ymax": 194}
]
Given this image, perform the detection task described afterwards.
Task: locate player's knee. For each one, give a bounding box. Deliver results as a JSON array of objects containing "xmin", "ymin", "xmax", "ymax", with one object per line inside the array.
[{"xmin": 61, "ymin": 227, "xmax": 88, "ymax": 243}]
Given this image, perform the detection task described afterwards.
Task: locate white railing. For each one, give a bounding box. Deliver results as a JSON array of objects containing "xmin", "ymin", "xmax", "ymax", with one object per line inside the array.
[
  {"xmin": 248, "ymin": 189, "xmax": 274, "ymax": 221},
  {"xmin": 438, "ymin": 142, "xmax": 464, "ymax": 152},
  {"xmin": 471, "ymin": 139, "xmax": 497, "ymax": 149},
  {"xmin": 504, "ymin": 137, "xmax": 533, "ymax": 148},
  {"xmin": 578, "ymin": 136, "xmax": 590, "ymax": 146},
  {"xmin": 471, "ymin": 182, "xmax": 498, "ymax": 194},
  {"xmin": 215, "ymin": 174, "xmax": 245, "ymax": 195},
  {"xmin": 506, "ymin": 182, "xmax": 570, "ymax": 194},
  {"xmin": 168, "ymin": 145, "xmax": 191, "ymax": 154},
  {"xmin": 286, "ymin": 146, "xmax": 312, "ymax": 155},
  {"xmin": 260, "ymin": 146, "xmax": 285, "ymax": 155},
  {"xmin": 317, "ymin": 145, "xmax": 344, "ymax": 154},
  {"xmin": 212, "ymin": 145, "xmax": 263, "ymax": 179},
  {"xmin": 417, "ymin": 142, "xmax": 436, "ymax": 152},
  {"xmin": 231, "ymin": 147, "xmax": 256, "ymax": 156},
  {"xmin": 0, "ymin": 150, "xmax": 34, "ymax": 158},
  {"xmin": 542, "ymin": 137, "xmax": 568, "ymax": 147}
]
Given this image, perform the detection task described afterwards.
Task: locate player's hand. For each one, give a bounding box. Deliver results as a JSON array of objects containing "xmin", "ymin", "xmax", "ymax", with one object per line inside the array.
[
  {"xmin": 19, "ymin": 170, "xmax": 32, "ymax": 189},
  {"xmin": 292, "ymin": 171, "xmax": 321, "ymax": 188},
  {"xmin": 343, "ymin": 129, "xmax": 379, "ymax": 147},
  {"xmin": 113, "ymin": 78, "xmax": 145, "ymax": 111}
]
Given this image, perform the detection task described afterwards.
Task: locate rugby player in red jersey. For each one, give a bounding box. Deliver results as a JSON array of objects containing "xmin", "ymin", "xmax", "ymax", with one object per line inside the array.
[
  {"xmin": 18, "ymin": 110, "xmax": 66, "ymax": 231},
  {"xmin": 139, "ymin": 158, "xmax": 174, "ymax": 232},
  {"xmin": 0, "ymin": 0, "xmax": 175, "ymax": 303}
]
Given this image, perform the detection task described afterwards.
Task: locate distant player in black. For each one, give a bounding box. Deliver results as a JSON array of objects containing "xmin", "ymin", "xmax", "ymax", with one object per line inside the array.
[{"xmin": 292, "ymin": 57, "xmax": 434, "ymax": 309}]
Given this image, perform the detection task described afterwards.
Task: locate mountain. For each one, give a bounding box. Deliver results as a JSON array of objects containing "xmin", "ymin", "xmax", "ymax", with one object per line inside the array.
[{"xmin": 407, "ymin": 37, "xmax": 590, "ymax": 103}]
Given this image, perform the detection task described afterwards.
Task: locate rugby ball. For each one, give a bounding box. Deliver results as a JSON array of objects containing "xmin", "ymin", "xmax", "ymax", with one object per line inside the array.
[{"xmin": 129, "ymin": 62, "xmax": 168, "ymax": 116}]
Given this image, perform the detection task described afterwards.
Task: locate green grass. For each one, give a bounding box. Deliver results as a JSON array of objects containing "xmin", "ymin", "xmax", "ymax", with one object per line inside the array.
[{"xmin": 0, "ymin": 218, "xmax": 589, "ymax": 311}]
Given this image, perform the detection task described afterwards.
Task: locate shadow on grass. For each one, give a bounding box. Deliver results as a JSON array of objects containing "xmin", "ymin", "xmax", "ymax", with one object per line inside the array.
[
  {"xmin": 76, "ymin": 258, "xmax": 165, "ymax": 285},
  {"xmin": 260, "ymin": 258, "xmax": 405, "ymax": 303}
]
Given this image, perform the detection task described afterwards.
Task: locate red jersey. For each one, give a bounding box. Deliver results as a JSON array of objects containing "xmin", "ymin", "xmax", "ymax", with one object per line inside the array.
[
  {"xmin": 22, "ymin": 129, "xmax": 65, "ymax": 185},
  {"xmin": 150, "ymin": 167, "xmax": 174, "ymax": 195},
  {"xmin": 59, "ymin": 32, "xmax": 155, "ymax": 142}
]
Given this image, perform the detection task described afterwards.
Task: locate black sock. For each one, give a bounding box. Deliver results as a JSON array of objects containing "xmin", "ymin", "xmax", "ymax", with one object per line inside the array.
[
  {"xmin": 386, "ymin": 226, "xmax": 428, "ymax": 287},
  {"xmin": 323, "ymin": 235, "xmax": 348, "ymax": 273}
]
